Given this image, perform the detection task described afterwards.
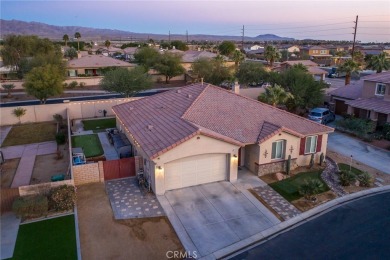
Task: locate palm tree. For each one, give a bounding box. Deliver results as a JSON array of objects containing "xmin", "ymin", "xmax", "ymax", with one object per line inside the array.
[
  {"xmin": 258, "ymin": 84, "xmax": 294, "ymax": 107},
  {"xmin": 63, "ymin": 34, "xmax": 69, "ymax": 47},
  {"xmin": 104, "ymin": 40, "xmax": 111, "ymax": 55},
  {"xmin": 74, "ymin": 32, "xmax": 81, "ymax": 52},
  {"xmin": 338, "ymin": 59, "xmax": 360, "ymax": 85},
  {"xmin": 366, "ymin": 52, "xmax": 390, "ymax": 73},
  {"xmin": 264, "ymin": 45, "xmax": 281, "ymax": 67},
  {"xmin": 232, "ymin": 50, "xmax": 245, "ymax": 70}
]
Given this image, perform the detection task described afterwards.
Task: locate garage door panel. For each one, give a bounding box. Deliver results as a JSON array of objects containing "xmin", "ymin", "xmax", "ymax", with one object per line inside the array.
[{"xmin": 165, "ymin": 154, "xmax": 227, "ymax": 191}]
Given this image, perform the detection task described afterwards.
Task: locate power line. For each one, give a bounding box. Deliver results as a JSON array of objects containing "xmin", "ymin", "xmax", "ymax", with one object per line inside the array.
[{"xmin": 245, "ymin": 22, "xmax": 352, "ymax": 30}]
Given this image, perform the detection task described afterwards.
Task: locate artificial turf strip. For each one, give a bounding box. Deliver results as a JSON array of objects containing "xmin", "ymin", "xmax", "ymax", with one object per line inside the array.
[
  {"xmin": 11, "ymin": 215, "xmax": 77, "ymax": 260},
  {"xmin": 82, "ymin": 118, "xmax": 116, "ymax": 131},
  {"xmin": 71, "ymin": 134, "xmax": 104, "ymax": 158},
  {"xmin": 338, "ymin": 163, "xmax": 364, "ymax": 176},
  {"xmin": 1, "ymin": 122, "xmax": 57, "ymax": 147},
  {"xmin": 269, "ymin": 171, "xmax": 329, "ymax": 202}
]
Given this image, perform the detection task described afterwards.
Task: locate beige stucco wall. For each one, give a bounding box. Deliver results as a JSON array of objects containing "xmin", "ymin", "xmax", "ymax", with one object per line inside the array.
[
  {"xmin": 1, "ymin": 77, "xmax": 104, "ymax": 90},
  {"xmin": 0, "ymin": 98, "xmax": 136, "ymax": 126},
  {"xmin": 258, "ymin": 131, "xmax": 329, "ymax": 168},
  {"xmin": 151, "ymin": 134, "xmax": 240, "ymax": 195},
  {"xmin": 362, "ymin": 81, "xmax": 389, "ymax": 99},
  {"xmin": 238, "ymin": 87, "xmax": 265, "ymax": 100},
  {"xmin": 244, "ymin": 144, "xmax": 260, "ymax": 173}
]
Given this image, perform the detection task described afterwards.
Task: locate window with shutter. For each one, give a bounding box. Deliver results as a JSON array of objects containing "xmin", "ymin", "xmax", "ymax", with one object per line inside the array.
[{"xmin": 304, "ymin": 136, "xmax": 318, "ymax": 154}]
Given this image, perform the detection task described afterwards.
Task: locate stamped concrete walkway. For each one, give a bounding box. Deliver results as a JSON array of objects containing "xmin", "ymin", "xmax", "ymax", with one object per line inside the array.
[
  {"xmin": 252, "ymin": 185, "xmax": 301, "ymax": 221},
  {"xmin": 0, "ymin": 141, "xmax": 57, "ymax": 187},
  {"xmin": 105, "ymin": 177, "xmax": 165, "ymax": 219}
]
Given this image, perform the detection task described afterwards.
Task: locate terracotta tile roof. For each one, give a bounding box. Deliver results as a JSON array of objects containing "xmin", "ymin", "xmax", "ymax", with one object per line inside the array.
[
  {"xmin": 362, "ymin": 71, "xmax": 390, "ymax": 84},
  {"xmin": 307, "ymin": 67, "xmax": 328, "ymax": 75},
  {"xmin": 113, "ymin": 83, "xmax": 333, "ymax": 159},
  {"xmin": 181, "ymin": 51, "xmax": 218, "ymax": 63},
  {"xmin": 67, "ymin": 55, "xmax": 134, "ymax": 69},
  {"xmin": 346, "ymin": 98, "xmax": 390, "ymax": 114},
  {"xmin": 329, "ymin": 80, "xmax": 363, "ymax": 100},
  {"xmin": 283, "ymin": 60, "xmax": 318, "ymax": 67}
]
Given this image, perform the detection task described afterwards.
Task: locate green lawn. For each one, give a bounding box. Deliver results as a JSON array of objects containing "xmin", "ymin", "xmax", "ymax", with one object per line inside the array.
[
  {"xmin": 338, "ymin": 163, "xmax": 364, "ymax": 176},
  {"xmin": 71, "ymin": 134, "xmax": 104, "ymax": 158},
  {"xmin": 82, "ymin": 118, "xmax": 116, "ymax": 132},
  {"xmin": 2, "ymin": 122, "xmax": 57, "ymax": 147},
  {"xmin": 11, "ymin": 215, "xmax": 77, "ymax": 260},
  {"xmin": 269, "ymin": 171, "xmax": 329, "ymax": 202}
]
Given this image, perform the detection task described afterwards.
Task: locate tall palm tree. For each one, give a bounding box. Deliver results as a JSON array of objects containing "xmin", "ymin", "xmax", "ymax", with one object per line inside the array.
[
  {"xmin": 232, "ymin": 50, "xmax": 245, "ymax": 70},
  {"xmin": 366, "ymin": 52, "xmax": 390, "ymax": 73},
  {"xmin": 74, "ymin": 32, "xmax": 81, "ymax": 52},
  {"xmin": 258, "ymin": 84, "xmax": 294, "ymax": 107},
  {"xmin": 264, "ymin": 45, "xmax": 281, "ymax": 67},
  {"xmin": 105, "ymin": 40, "xmax": 111, "ymax": 55},
  {"xmin": 338, "ymin": 59, "xmax": 360, "ymax": 85},
  {"xmin": 63, "ymin": 34, "xmax": 69, "ymax": 47}
]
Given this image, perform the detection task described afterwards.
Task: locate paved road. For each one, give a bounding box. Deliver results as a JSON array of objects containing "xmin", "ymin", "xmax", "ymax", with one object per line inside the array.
[
  {"xmin": 230, "ymin": 191, "xmax": 390, "ymax": 260},
  {"xmin": 328, "ymin": 132, "xmax": 390, "ymax": 174}
]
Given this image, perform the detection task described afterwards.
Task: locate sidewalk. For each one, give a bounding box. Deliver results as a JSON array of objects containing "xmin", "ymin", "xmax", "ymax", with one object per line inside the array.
[
  {"xmin": 1, "ymin": 213, "xmax": 21, "ymax": 260},
  {"xmin": 97, "ymin": 132, "xmax": 118, "ymax": 160},
  {"xmin": 0, "ymin": 141, "xmax": 57, "ymax": 187}
]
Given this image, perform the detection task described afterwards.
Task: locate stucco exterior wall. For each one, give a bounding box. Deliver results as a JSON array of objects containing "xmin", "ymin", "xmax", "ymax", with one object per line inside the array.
[
  {"xmin": 244, "ymin": 144, "xmax": 260, "ymax": 173},
  {"xmin": 0, "ymin": 98, "xmax": 136, "ymax": 126},
  {"xmin": 152, "ymin": 134, "xmax": 240, "ymax": 195}
]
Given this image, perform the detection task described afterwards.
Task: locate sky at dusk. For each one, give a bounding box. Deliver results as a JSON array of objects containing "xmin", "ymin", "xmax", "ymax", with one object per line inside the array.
[{"xmin": 1, "ymin": 0, "xmax": 390, "ymax": 42}]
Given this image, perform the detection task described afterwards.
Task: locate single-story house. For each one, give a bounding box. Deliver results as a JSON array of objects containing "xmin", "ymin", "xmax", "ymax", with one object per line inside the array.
[
  {"xmin": 278, "ymin": 60, "xmax": 328, "ymax": 80},
  {"xmin": 330, "ymin": 72, "xmax": 390, "ymax": 128},
  {"xmin": 67, "ymin": 55, "xmax": 135, "ymax": 77},
  {"xmin": 113, "ymin": 83, "xmax": 333, "ymax": 195}
]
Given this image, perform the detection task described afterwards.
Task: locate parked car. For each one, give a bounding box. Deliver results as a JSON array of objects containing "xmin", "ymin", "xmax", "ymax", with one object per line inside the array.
[{"xmin": 308, "ymin": 108, "xmax": 335, "ymax": 124}]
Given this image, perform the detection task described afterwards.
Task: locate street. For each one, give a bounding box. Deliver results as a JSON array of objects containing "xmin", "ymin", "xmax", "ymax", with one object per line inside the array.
[{"xmin": 230, "ymin": 191, "xmax": 390, "ymax": 260}]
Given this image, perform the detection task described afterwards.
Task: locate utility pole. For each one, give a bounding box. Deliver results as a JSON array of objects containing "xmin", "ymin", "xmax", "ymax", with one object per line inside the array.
[
  {"xmin": 168, "ymin": 31, "xmax": 171, "ymax": 44},
  {"xmin": 241, "ymin": 25, "xmax": 245, "ymax": 51},
  {"xmin": 351, "ymin": 15, "xmax": 359, "ymax": 60},
  {"xmin": 186, "ymin": 30, "xmax": 189, "ymax": 43}
]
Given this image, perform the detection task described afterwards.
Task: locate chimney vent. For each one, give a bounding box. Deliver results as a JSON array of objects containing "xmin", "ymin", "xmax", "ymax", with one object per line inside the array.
[
  {"xmin": 147, "ymin": 125, "xmax": 154, "ymax": 130},
  {"xmin": 176, "ymin": 89, "xmax": 181, "ymax": 93},
  {"xmin": 187, "ymin": 94, "xmax": 192, "ymax": 98}
]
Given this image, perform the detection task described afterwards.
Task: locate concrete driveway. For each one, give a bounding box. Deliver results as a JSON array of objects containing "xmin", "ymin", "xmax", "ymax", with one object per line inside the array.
[
  {"xmin": 159, "ymin": 181, "xmax": 278, "ymax": 257},
  {"xmin": 328, "ymin": 132, "xmax": 390, "ymax": 174}
]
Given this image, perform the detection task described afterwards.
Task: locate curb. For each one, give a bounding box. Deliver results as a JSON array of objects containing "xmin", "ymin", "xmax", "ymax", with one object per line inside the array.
[
  {"xmin": 211, "ymin": 185, "xmax": 390, "ymax": 260},
  {"xmin": 74, "ymin": 206, "xmax": 82, "ymax": 260}
]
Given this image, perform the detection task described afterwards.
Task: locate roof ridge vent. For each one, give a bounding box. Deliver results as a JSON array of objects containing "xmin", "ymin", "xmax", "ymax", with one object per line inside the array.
[
  {"xmin": 147, "ymin": 125, "xmax": 154, "ymax": 130},
  {"xmin": 187, "ymin": 94, "xmax": 192, "ymax": 98},
  {"xmin": 176, "ymin": 89, "xmax": 181, "ymax": 93}
]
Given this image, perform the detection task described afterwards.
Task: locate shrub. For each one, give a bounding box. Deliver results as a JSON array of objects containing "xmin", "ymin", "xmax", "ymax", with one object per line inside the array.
[
  {"xmin": 382, "ymin": 123, "xmax": 390, "ymax": 141},
  {"xmin": 358, "ymin": 172, "xmax": 372, "ymax": 187},
  {"xmin": 339, "ymin": 171, "xmax": 356, "ymax": 186},
  {"xmin": 68, "ymin": 81, "xmax": 78, "ymax": 89},
  {"xmin": 12, "ymin": 195, "xmax": 48, "ymax": 218},
  {"xmin": 49, "ymin": 185, "xmax": 76, "ymax": 211},
  {"xmin": 299, "ymin": 179, "xmax": 323, "ymax": 201},
  {"xmin": 55, "ymin": 132, "xmax": 66, "ymax": 145},
  {"xmin": 79, "ymin": 82, "xmax": 86, "ymax": 88},
  {"xmin": 336, "ymin": 117, "xmax": 375, "ymax": 138}
]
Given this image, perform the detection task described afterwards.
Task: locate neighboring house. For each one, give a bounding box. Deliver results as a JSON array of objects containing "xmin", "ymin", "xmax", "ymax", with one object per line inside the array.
[
  {"xmin": 244, "ymin": 44, "xmax": 264, "ymax": 52},
  {"xmin": 278, "ymin": 45, "xmax": 300, "ymax": 54},
  {"xmin": 67, "ymin": 55, "xmax": 135, "ymax": 77},
  {"xmin": 279, "ymin": 60, "xmax": 328, "ymax": 80},
  {"xmin": 181, "ymin": 50, "xmax": 218, "ymax": 71},
  {"xmin": 0, "ymin": 66, "xmax": 17, "ymax": 80},
  {"xmin": 330, "ymin": 72, "xmax": 390, "ymax": 129},
  {"xmin": 300, "ymin": 46, "xmax": 332, "ymax": 66},
  {"xmin": 123, "ymin": 47, "xmax": 138, "ymax": 61},
  {"xmin": 113, "ymin": 83, "xmax": 333, "ymax": 195}
]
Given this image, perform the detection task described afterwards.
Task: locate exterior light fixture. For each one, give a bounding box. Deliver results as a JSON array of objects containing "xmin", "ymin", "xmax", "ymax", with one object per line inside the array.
[
  {"xmin": 233, "ymin": 154, "xmax": 237, "ymax": 158},
  {"xmin": 157, "ymin": 166, "xmax": 162, "ymax": 170}
]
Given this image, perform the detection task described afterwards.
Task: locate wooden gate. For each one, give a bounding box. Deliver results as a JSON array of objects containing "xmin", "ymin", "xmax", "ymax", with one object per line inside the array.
[
  {"xmin": 1, "ymin": 188, "xmax": 20, "ymax": 214},
  {"xmin": 103, "ymin": 158, "xmax": 136, "ymax": 181}
]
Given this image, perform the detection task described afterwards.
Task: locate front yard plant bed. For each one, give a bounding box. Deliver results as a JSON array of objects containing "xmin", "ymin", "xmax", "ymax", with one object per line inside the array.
[
  {"xmin": 269, "ymin": 171, "xmax": 330, "ymax": 202},
  {"xmin": 82, "ymin": 118, "xmax": 116, "ymax": 131},
  {"xmin": 1, "ymin": 122, "xmax": 57, "ymax": 147},
  {"xmin": 12, "ymin": 215, "xmax": 77, "ymax": 260},
  {"xmin": 71, "ymin": 134, "xmax": 104, "ymax": 158},
  {"xmin": 338, "ymin": 163, "xmax": 364, "ymax": 175}
]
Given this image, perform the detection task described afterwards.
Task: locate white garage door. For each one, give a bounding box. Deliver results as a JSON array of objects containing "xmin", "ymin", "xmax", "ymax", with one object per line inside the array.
[{"xmin": 164, "ymin": 154, "xmax": 227, "ymax": 191}]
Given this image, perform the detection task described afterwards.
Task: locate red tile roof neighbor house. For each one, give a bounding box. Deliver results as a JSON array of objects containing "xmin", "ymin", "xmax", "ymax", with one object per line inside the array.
[{"xmin": 113, "ymin": 83, "xmax": 333, "ymax": 159}]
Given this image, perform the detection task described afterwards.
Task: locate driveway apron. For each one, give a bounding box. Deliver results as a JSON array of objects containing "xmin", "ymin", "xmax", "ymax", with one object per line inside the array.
[
  {"xmin": 163, "ymin": 182, "xmax": 276, "ymax": 257},
  {"xmin": 328, "ymin": 132, "xmax": 390, "ymax": 174}
]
